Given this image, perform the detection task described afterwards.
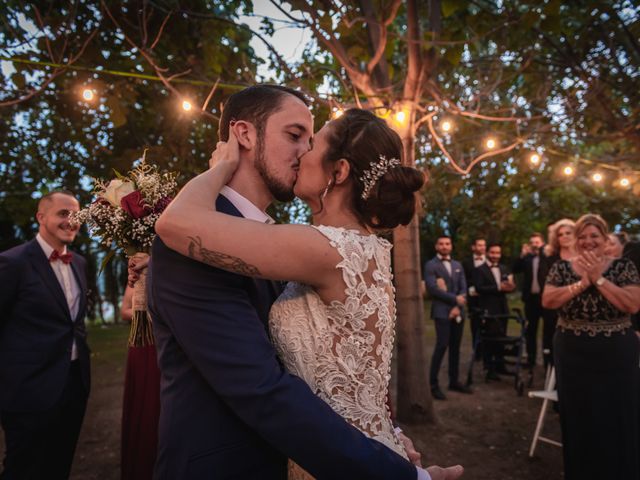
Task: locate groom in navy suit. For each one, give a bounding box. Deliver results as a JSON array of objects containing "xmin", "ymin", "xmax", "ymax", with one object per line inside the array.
[
  {"xmin": 149, "ymin": 86, "xmax": 462, "ymax": 480},
  {"xmin": 0, "ymin": 191, "xmax": 91, "ymax": 479},
  {"xmin": 424, "ymin": 236, "xmax": 471, "ymax": 400}
]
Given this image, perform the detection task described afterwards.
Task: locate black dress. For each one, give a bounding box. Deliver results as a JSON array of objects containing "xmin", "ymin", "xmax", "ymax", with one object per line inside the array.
[
  {"xmin": 547, "ymin": 258, "xmax": 640, "ymax": 480},
  {"xmin": 540, "ymin": 253, "xmax": 560, "ymax": 369}
]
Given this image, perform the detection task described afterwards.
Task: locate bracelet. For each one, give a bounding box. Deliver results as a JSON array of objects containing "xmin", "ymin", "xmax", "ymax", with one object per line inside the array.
[{"xmin": 568, "ymin": 281, "xmax": 585, "ymax": 297}]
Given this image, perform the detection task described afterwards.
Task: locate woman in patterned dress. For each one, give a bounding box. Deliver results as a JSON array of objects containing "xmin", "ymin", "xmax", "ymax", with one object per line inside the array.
[{"xmin": 542, "ymin": 214, "xmax": 640, "ymax": 480}]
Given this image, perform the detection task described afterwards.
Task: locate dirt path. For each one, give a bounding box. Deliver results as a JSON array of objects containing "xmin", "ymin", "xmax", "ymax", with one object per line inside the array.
[{"xmin": 1, "ymin": 323, "xmax": 564, "ymax": 479}]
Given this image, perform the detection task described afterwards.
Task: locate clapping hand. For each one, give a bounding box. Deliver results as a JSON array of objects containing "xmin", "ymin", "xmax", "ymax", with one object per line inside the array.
[
  {"xmin": 500, "ymin": 280, "xmax": 516, "ymax": 292},
  {"xmin": 576, "ymin": 251, "xmax": 607, "ymax": 283}
]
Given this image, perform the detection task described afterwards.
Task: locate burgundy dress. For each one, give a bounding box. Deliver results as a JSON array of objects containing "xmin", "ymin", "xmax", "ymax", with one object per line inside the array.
[{"xmin": 121, "ymin": 329, "xmax": 160, "ymax": 479}]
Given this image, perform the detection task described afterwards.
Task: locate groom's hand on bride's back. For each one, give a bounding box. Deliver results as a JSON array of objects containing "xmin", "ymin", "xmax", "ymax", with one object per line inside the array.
[
  {"xmin": 426, "ymin": 465, "xmax": 464, "ymax": 480},
  {"xmin": 397, "ymin": 431, "xmax": 422, "ymax": 467}
]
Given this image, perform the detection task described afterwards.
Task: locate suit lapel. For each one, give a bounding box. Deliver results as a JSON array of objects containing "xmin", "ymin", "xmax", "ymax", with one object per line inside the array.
[
  {"xmin": 484, "ymin": 263, "xmax": 499, "ymax": 289},
  {"xmin": 437, "ymin": 259, "xmax": 452, "ymax": 282},
  {"xmin": 27, "ymin": 239, "xmax": 71, "ymax": 319}
]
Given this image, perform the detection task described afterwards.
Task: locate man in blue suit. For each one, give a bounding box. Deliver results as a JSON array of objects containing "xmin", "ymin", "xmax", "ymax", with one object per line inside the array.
[
  {"xmin": 0, "ymin": 191, "xmax": 90, "ymax": 479},
  {"xmin": 424, "ymin": 236, "xmax": 472, "ymax": 400},
  {"xmin": 148, "ymin": 85, "xmax": 463, "ymax": 480}
]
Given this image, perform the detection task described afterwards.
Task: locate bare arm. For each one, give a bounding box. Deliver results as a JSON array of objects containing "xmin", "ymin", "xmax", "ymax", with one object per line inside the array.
[
  {"xmin": 595, "ymin": 282, "xmax": 640, "ymax": 314},
  {"xmin": 155, "ymin": 137, "xmax": 337, "ymax": 288},
  {"xmin": 584, "ymin": 252, "xmax": 640, "ymax": 314},
  {"xmin": 120, "ymin": 285, "xmax": 134, "ymax": 322},
  {"xmin": 541, "ymin": 280, "xmax": 589, "ymax": 309}
]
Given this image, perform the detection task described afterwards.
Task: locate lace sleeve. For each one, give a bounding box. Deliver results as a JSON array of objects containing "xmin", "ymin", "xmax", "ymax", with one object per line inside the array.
[
  {"xmin": 612, "ymin": 258, "xmax": 640, "ymax": 287},
  {"xmin": 545, "ymin": 260, "xmax": 567, "ymax": 287}
]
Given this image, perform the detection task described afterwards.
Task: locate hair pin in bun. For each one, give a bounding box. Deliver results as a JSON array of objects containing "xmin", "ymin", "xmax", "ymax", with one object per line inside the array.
[{"xmin": 359, "ymin": 155, "xmax": 402, "ymax": 200}]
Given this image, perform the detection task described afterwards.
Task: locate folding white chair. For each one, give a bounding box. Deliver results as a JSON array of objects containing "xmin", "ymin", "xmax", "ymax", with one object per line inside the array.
[{"xmin": 528, "ymin": 365, "xmax": 562, "ymax": 457}]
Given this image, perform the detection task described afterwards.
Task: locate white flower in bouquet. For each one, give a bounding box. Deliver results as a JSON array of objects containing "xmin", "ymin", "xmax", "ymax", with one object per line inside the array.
[{"xmin": 100, "ymin": 179, "xmax": 136, "ymax": 207}]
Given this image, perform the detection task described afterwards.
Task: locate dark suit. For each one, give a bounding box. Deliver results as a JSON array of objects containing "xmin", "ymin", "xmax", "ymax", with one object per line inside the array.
[
  {"xmin": 474, "ymin": 262, "xmax": 510, "ymax": 316},
  {"xmin": 462, "ymin": 256, "xmax": 484, "ymax": 353},
  {"xmin": 0, "ymin": 239, "xmax": 90, "ymax": 479},
  {"xmin": 474, "ymin": 262, "xmax": 511, "ymax": 373},
  {"xmin": 513, "ymin": 253, "xmax": 545, "ymax": 366},
  {"xmin": 424, "ymin": 256, "xmax": 467, "ymax": 388},
  {"xmin": 148, "ymin": 195, "xmax": 415, "ymax": 480}
]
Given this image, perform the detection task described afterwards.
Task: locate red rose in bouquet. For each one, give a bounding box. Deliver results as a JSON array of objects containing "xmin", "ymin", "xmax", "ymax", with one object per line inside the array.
[{"xmin": 121, "ymin": 190, "xmax": 152, "ymax": 219}]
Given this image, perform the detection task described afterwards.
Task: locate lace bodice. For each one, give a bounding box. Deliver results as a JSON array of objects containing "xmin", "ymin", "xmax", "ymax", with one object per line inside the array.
[{"xmin": 269, "ymin": 225, "xmax": 406, "ymax": 458}]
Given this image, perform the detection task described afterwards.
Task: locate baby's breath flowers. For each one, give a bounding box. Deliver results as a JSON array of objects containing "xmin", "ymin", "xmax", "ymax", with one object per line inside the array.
[{"xmin": 71, "ymin": 153, "xmax": 178, "ymax": 256}]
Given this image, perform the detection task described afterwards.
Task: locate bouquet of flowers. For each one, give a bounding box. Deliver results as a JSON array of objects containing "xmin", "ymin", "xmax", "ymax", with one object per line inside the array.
[{"xmin": 73, "ymin": 153, "xmax": 178, "ymax": 346}]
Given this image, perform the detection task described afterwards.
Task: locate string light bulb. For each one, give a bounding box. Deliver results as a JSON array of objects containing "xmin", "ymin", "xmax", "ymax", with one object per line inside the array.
[
  {"xmin": 619, "ymin": 177, "xmax": 631, "ymax": 188},
  {"xmin": 82, "ymin": 88, "xmax": 94, "ymax": 101},
  {"xmin": 441, "ymin": 120, "xmax": 452, "ymax": 132},
  {"xmin": 563, "ymin": 165, "xmax": 575, "ymax": 176},
  {"xmin": 182, "ymin": 100, "xmax": 193, "ymax": 112},
  {"xmin": 332, "ymin": 108, "xmax": 344, "ymax": 119},
  {"xmin": 592, "ymin": 172, "xmax": 603, "ymax": 183},
  {"xmin": 485, "ymin": 138, "xmax": 497, "ymax": 150},
  {"xmin": 529, "ymin": 153, "xmax": 541, "ymax": 165},
  {"xmin": 394, "ymin": 110, "xmax": 406, "ymax": 124}
]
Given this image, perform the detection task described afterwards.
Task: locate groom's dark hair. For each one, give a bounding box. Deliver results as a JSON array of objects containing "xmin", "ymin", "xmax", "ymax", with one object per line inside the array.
[{"xmin": 218, "ymin": 85, "xmax": 310, "ymax": 142}]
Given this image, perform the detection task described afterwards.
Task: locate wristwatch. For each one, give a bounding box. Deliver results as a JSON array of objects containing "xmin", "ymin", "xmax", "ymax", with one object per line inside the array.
[{"xmin": 595, "ymin": 277, "xmax": 606, "ymax": 287}]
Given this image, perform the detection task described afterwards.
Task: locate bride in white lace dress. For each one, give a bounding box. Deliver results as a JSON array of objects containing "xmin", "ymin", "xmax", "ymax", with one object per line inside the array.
[{"xmin": 158, "ymin": 108, "xmax": 427, "ymax": 479}]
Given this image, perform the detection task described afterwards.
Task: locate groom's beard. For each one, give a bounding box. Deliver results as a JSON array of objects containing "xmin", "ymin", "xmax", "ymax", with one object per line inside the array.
[{"xmin": 254, "ymin": 136, "xmax": 296, "ymax": 203}]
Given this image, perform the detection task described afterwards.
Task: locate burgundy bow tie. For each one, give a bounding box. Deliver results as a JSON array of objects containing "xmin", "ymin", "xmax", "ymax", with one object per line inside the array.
[
  {"xmin": 441, "ymin": 257, "xmax": 451, "ymax": 262},
  {"xmin": 49, "ymin": 250, "xmax": 73, "ymax": 264},
  {"xmin": 474, "ymin": 256, "xmax": 483, "ymax": 261}
]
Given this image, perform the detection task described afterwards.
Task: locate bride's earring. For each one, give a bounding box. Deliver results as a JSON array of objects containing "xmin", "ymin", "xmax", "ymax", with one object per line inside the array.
[{"xmin": 320, "ymin": 178, "xmax": 333, "ymax": 201}]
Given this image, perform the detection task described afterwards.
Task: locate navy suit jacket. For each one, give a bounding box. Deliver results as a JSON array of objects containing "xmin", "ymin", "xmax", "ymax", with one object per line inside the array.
[
  {"xmin": 423, "ymin": 257, "xmax": 467, "ymax": 320},
  {"xmin": 0, "ymin": 239, "xmax": 91, "ymax": 412},
  {"xmin": 148, "ymin": 195, "xmax": 416, "ymax": 480},
  {"xmin": 474, "ymin": 263, "xmax": 510, "ymax": 316}
]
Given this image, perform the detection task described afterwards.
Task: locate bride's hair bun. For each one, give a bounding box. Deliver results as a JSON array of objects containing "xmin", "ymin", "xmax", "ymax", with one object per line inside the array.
[{"xmin": 323, "ymin": 109, "xmax": 425, "ymax": 229}]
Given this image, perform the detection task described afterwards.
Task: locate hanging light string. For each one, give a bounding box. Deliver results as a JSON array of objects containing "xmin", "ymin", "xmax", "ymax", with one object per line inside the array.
[
  {"xmin": 1, "ymin": 56, "xmax": 246, "ymax": 90},
  {"xmin": 3, "ymin": 56, "xmax": 637, "ymax": 188}
]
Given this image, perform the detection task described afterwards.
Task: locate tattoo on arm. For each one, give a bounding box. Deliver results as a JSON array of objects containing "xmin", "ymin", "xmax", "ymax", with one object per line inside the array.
[{"xmin": 187, "ymin": 236, "xmax": 262, "ymax": 277}]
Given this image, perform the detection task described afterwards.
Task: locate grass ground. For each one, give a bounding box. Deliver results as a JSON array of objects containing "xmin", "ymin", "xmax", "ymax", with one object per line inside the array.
[{"xmin": 1, "ymin": 309, "xmax": 564, "ymax": 479}]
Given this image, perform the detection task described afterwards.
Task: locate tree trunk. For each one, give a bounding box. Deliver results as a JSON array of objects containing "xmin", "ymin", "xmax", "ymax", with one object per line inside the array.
[{"xmin": 394, "ymin": 133, "xmax": 434, "ymax": 424}]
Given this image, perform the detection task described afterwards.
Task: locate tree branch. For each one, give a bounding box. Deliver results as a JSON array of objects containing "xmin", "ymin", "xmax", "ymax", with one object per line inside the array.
[
  {"xmin": 101, "ymin": 1, "xmax": 218, "ymax": 121},
  {"xmin": 150, "ymin": 9, "xmax": 172, "ymax": 51}
]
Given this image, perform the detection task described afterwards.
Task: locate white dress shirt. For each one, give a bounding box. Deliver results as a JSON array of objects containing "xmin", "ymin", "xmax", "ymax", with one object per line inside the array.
[
  {"xmin": 531, "ymin": 255, "xmax": 541, "ymax": 294},
  {"xmin": 220, "ymin": 185, "xmax": 274, "ymax": 224},
  {"xmin": 36, "ymin": 234, "xmax": 80, "ymax": 360},
  {"xmin": 489, "ymin": 261, "xmax": 502, "ymax": 290},
  {"xmin": 437, "ymin": 254, "xmax": 452, "ymax": 276}
]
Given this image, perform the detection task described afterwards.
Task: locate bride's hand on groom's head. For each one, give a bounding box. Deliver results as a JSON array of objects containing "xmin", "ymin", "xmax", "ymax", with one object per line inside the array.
[{"xmin": 209, "ymin": 129, "xmax": 241, "ymax": 177}]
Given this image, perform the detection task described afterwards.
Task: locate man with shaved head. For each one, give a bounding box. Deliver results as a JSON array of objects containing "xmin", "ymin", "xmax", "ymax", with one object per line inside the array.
[{"xmin": 0, "ymin": 190, "xmax": 91, "ymax": 479}]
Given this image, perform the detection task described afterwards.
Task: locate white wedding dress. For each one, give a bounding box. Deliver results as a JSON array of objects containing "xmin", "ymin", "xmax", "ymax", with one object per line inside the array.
[{"xmin": 269, "ymin": 225, "xmax": 407, "ymax": 480}]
